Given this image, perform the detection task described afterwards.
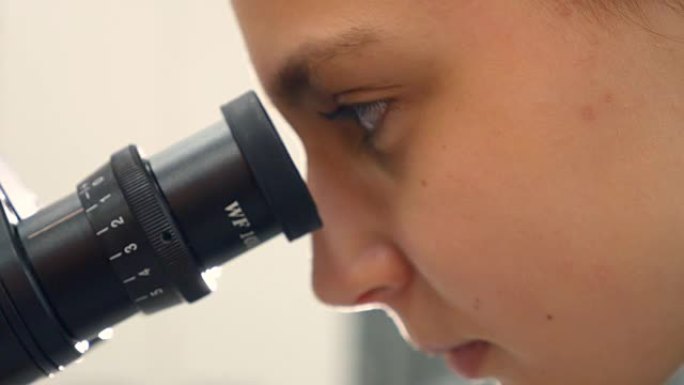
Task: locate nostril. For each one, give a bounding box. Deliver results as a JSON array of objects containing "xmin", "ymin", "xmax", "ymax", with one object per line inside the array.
[{"xmin": 354, "ymin": 287, "xmax": 391, "ymax": 306}]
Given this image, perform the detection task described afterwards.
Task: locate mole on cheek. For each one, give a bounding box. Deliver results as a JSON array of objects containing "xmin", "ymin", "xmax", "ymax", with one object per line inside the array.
[
  {"xmin": 473, "ymin": 297, "xmax": 481, "ymax": 311},
  {"xmin": 546, "ymin": 313, "xmax": 555, "ymax": 321},
  {"xmin": 580, "ymin": 104, "xmax": 597, "ymax": 122},
  {"xmin": 603, "ymin": 92, "xmax": 614, "ymax": 104}
]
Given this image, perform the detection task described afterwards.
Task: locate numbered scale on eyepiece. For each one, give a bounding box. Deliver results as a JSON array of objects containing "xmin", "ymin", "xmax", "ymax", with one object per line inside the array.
[
  {"xmin": 0, "ymin": 91, "xmax": 322, "ymax": 384},
  {"xmin": 76, "ymin": 147, "xmax": 204, "ymax": 314}
]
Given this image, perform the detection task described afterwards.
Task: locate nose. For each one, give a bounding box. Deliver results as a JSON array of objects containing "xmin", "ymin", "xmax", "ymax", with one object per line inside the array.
[
  {"xmin": 307, "ymin": 161, "xmax": 414, "ymax": 308},
  {"xmin": 312, "ymin": 233, "xmax": 413, "ymax": 307},
  {"xmin": 302, "ymin": 139, "xmax": 414, "ymax": 308}
]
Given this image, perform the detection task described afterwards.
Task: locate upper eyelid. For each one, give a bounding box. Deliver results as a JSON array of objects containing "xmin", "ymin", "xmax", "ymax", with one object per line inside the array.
[{"xmin": 334, "ymin": 85, "xmax": 403, "ymax": 104}]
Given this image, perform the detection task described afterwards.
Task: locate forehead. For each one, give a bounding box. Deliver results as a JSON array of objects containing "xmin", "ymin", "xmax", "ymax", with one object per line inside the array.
[{"xmin": 231, "ymin": 0, "xmax": 454, "ymax": 81}]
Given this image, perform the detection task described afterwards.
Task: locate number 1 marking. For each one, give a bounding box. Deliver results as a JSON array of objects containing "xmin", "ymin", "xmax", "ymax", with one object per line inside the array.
[{"xmin": 96, "ymin": 227, "xmax": 109, "ymax": 236}]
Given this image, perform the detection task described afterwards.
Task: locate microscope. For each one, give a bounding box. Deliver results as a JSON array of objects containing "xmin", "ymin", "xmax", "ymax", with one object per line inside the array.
[{"xmin": 0, "ymin": 92, "xmax": 322, "ymax": 384}]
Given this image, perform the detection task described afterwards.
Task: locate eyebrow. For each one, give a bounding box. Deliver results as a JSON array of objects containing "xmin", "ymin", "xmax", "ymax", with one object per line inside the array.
[{"xmin": 270, "ymin": 27, "xmax": 381, "ymax": 105}]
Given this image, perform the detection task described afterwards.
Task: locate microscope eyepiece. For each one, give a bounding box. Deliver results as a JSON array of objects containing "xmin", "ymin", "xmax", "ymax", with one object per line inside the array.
[{"xmin": 0, "ymin": 91, "xmax": 322, "ymax": 384}]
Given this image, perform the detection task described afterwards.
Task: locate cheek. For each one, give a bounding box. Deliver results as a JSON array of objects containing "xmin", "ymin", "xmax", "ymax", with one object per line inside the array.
[
  {"xmin": 392, "ymin": 115, "xmax": 559, "ymax": 325},
  {"xmin": 391, "ymin": 85, "xmax": 684, "ymax": 366}
]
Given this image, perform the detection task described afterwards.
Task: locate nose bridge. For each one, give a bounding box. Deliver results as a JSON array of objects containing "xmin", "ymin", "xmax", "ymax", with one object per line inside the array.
[{"xmin": 307, "ymin": 162, "xmax": 412, "ymax": 308}]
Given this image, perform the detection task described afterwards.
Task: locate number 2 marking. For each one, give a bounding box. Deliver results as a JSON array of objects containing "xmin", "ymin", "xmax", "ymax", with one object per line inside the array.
[{"xmin": 111, "ymin": 217, "xmax": 125, "ymax": 228}]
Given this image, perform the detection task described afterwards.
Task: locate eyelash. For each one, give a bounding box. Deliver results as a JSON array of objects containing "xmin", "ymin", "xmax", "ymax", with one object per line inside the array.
[{"xmin": 322, "ymin": 100, "xmax": 390, "ymax": 145}]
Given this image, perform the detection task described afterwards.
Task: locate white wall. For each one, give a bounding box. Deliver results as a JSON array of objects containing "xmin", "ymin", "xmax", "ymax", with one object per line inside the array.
[{"xmin": 0, "ymin": 1, "xmax": 351, "ymax": 384}]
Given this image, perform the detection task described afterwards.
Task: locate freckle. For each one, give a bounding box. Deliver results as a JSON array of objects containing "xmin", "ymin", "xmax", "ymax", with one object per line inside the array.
[
  {"xmin": 473, "ymin": 298, "xmax": 481, "ymax": 311},
  {"xmin": 580, "ymin": 105, "xmax": 597, "ymax": 122},
  {"xmin": 546, "ymin": 314, "xmax": 554, "ymax": 321},
  {"xmin": 603, "ymin": 92, "xmax": 614, "ymax": 103},
  {"xmin": 420, "ymin": 179, "xmax": 428, "ymax": 188},
  {"xmin": 557, "ymin": 4, "xmax": 574, "ymax": 18},
  {"xmin": 441, "ymin": 144, "xmax": 447, "ymax": 151}
]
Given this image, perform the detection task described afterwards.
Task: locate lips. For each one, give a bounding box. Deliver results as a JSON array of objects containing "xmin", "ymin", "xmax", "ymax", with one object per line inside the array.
[{"xmin": 444, "ymin": 340, "xmax": 491, "ymax": 379}]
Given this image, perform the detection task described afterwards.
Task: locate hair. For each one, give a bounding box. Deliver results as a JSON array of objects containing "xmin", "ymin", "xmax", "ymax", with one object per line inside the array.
[
  {"xmin": 555, "ymin": 0, "xmax": 684, "ymax": 38},
  {"xmin": 577, "ymin": 0, "xmax": 684, "ymax": 19}
]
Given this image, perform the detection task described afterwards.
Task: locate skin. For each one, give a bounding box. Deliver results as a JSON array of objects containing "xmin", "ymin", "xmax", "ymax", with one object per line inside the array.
[{"xmin": 231, "ymin": 1, "xmax": 684, "ymax": 384}]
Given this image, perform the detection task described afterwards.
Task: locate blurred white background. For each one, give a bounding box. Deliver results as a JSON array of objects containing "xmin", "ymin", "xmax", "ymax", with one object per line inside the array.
[{"xmin": 0, "ymin": 1, "xmax": 351, "ymax": 384}]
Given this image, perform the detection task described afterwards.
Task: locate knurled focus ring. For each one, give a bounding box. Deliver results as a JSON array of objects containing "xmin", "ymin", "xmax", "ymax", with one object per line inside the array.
[{"xmin": 110, "ymin": 146, "xmax": 211, "ymax": 303}]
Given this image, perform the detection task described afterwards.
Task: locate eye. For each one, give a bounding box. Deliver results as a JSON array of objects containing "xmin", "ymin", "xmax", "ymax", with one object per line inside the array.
[{"xmin": 322, "ymin": 100, "xmax": 390, "ymax": 145}]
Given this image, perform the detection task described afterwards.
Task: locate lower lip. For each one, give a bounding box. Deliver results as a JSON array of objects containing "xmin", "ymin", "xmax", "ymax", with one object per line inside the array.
[{"xmin": 445, "ymin": 340, "xmax": 491, "ymax": 379}]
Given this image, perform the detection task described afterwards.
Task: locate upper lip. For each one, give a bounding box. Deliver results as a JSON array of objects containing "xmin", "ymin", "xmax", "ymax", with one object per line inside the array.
[
  {"xmin": 419, "ymin": 338, "xmax": 485, "ymax": 356},
  {"xmin": 380, "ymin": 305, "xmax": 488, "ymax": 357}
]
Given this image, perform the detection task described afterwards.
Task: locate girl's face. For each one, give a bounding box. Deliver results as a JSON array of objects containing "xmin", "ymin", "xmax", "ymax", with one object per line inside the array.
[{"xmin": 232, "ymin": 1, "xmax": 684, "ymax": 384}]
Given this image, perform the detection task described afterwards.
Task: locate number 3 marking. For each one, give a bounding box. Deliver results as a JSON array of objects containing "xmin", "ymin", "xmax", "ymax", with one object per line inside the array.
[{"xmin": 124, "ymin": 243, "xmax": 138, "ymax": 254}]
